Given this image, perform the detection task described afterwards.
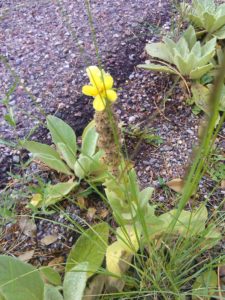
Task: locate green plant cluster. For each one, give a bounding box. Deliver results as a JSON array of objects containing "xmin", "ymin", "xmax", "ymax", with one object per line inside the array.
[
  {"xmin": 22, "ymin": 116, "xmax": 107, "ymax": 207},
  {"xmin": 1, "ymin": 0, "xmax": 225, "ymax": 299},
  {"xmin": 138, "ymin": 0, "xmax": 225, "ymax": 117}
]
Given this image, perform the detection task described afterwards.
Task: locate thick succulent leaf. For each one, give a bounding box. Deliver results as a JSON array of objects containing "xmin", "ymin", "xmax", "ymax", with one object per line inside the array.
[
  {"xmin": 106, "ymin": 241, "xmax": 133, "ymax": 276},
  {"xmin": 138, "ymin": 63, "xmax": 177, "ymax": 74},
  {"xmin": 201, "ymin": 37, "xmax": 216, "ymax": 56},
  {"xmin": 190, "ymin": 41, "xmax": 201, "ymax": 57},
  {"xmin": 63, "ymin": 263, "xmax": 88, "ymax": 300},
  {"xmin": 200, "ymin": 0, "xmax": 215, "ymax": 11},
  {"xmin": 44, "ymin": 181, "xmax": 79, "ymax": 206},
  {"xmin": 203, "ymin": 12, "xmax": 216, "ymax": 31},
  {"xmin": 185, "ymin": 53, "xmax": 198, "ymax": 74},
  {"xmin": 47, "ymin": 115, "xmax": 77, "ymax": 158},
  {"xmin": 182, "ymin": 25, "xmax": 197, "ymax": 49},
  {"xmin": 23, "ymin": 141, "xmax": 72, "ymax": 175},
  {"xmin": 192, "ymin": 270, "xmax": 218, "ymax": 299},
  {"xmin": 189, "ymin": 14, "xmax": 204, "ymax": 29},
  {"xmin": 145, "ymin": 42, "xmax": 172, "ymax": 63},
  {"xmin": 163, "ymin": 37, "xmax": 176, "ymax": 55},
  {"xmin": 44, "ymin": 285, "xmax": 63, "ymax": 300},
  {"xmin": 211, "ymin": 14, "xmax": 225, "ymax": 32},
  {"xmin": 66, "ymin": 223, "xmax": 109, "ymax": 275},
  {"xmin": 190, "ymin": 63, "xmax": 213, "ymax": 79},
  {"xmin": 213, "ymin": 24, "xmax": 225, "ymax": 39},
  {"xmin": 0, "ymin": 255, "xmax": 44, "ymax": 300},
  {"xmin": 175, "ymin": 37, "xmax": 189, "ymax": 56},
  {"xmin": 197, "ymin": 51, "xmax": 215, "ymax": 68},
  {"xmin": 57, "ymin": 142, "xmax": 76, "ymax": 170},
  {"xmin": 173, "ymin": 52, "xmax": 189, "ymax": 75}
]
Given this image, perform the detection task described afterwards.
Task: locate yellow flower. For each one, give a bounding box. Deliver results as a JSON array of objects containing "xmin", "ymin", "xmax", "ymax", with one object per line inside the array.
[{"xmin": 82, "ymin": 66, "xmax": 117, "ymax": 111}]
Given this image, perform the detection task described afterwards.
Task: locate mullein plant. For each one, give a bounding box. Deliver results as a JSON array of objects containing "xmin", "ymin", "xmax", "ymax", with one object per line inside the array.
[
  {"xmin": 81, "ymin": 65, "xmax": 222, "ymax": 296},
  {"xmin": 82, "ymin": 66, "xmax": 122, "ymax": 176}
]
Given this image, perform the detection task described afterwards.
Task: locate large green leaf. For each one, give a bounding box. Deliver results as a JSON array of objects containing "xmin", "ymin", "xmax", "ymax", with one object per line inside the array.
[
  {"xmin": 159, "ymin": 204, "xmax": 208, "ymax": 236},
  {"xmin": 47, "ymin": 115, "xmax": 77, "ymax": 158},
  {"xmin": 81, "ymin": 121, "xmax": 98, "ymax": 157},
  {"xmin": 139, "ymin": 187, "xmax": 154, "ymax": 208},
  {"xmin": 23, "ymin": 141, "xmax": 72, "ymax": 175},
  {"xmin": 190, "ymin": 63, "xmax": 213, "ymax": 79},
  {"xmin": 63, "ymin": 263, "xmax": 88, "ymax": 300},
  {"xmin": 44, "ymin": 285, "xmax": 63, "ymax": 300},
  {"xmin": 192, "ymin": 270, "xmax": 218, "ymax": 299},
  {"xmin": 74, "ymin": 155, "xmax": 92, "ymax": 179},
  {"xmin": 66, "ymin": 223, "xmax": 109, "ymax": 275},
  {"xmin": 0, "ymin": 255, "xmax": 44, "ymax": 300},
  {"xmin": 137, "ymin": 63, "xmax": 177, "ymax": 75},
  {"xmin": 145, "ymin": 42, "xmax": 172, "ymax": 63},
  {"xmin": 44, "ymin": 181, "xmax": 79, "ymax": 206},
  {"xmin": 57, "ymin": 142, "xmax": 76, "ymax": 170}
]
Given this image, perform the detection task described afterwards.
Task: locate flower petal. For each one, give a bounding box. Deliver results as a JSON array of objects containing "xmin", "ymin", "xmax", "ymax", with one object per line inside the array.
[
  {"xmin": 82, "ymin": 85, "xmax": 98, "ymax": 96},
  {"xmin": 106, "ymin": 89, "xmax": 117, "ymax": 102},
  {"xmin": 86, "ymin": 66, "xmax": 103, "ymax": 90},
  {"xmin": 93, "ymin": 95, "xmax": 106, "ymax": 111},
  {"xmin": 103, "ymin": 74, "xmax": 114, "ymax": 89}
]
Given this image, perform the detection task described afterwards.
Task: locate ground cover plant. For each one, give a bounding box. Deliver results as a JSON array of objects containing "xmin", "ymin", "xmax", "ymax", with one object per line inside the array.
[{"xmin": 0, "ymin": 0, "xmax": 225, "ymax": 299}]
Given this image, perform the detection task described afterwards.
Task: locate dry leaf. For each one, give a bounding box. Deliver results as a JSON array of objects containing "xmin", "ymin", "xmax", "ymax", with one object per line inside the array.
[
  {"xmin": 18, "ymin": 250, "xmax": 34, "ymax": 262},
  {"xmin": 99, "ymin": 209, "xmax": 109, "ymax": 219},
  {"xmin": 19, "ymin": 216, "xmax": 37, "ymax": 238},
  {"xmin": 166, "ymin": 178, "xmax": 185, "ymax": 193},
  {"xmin": 77, "ymin": 197, "xmax": 86, "ymax": 209},
  {"xmin": 40, "ymin": 234, "xmax": 58, "ymax": 245},
  {"xmin": 48, "ymin": 256, "xmax": 64, "ymax": 272},
  {"xmin": 30, "ymin": 193, "xmax": 42, "ymax": 207},
  {"xmin": 221, "ymin": 180, "xmax": 225, "ymax": 189},
  {"xmin": 87, "ymin": 207, "xmax": 96, "ymax": 220}
]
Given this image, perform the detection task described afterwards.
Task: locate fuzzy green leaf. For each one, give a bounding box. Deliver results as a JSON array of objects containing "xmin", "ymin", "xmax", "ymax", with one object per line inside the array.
[
  {"xmin": 44, "ymin": 181, "xmax": 79, "ymax": 206},
  {"xmin": 23, "ymin": 141, "xmax": 72, "ymax": 175},
  {"xmin": 74, "ymin": 155, "xmax": 92, "ymax": 179},
  {"xmin": 0, "ymin": 255, "xmax": 44, "ymax": 300},
  {"xmin": 81, "ymin": 121, "xmax": 98, "ymax": 157},
  {"xmin": 44, "ymin": 285, "xmax": 63, "ymax": 300},
  {"xmin": 57, "ymin": 142, "xmax": 76, "ymax": 170},
  {"xmin": 66, "ymin": 223, "xmax": 109, "ymax": 276},
  {"xmin": 63, "ymin": 263, "xmax": 88, "ymax": 300},
  {"xmin": 47, "ymin": 115, "xmax": 77, "ymax": 158}
]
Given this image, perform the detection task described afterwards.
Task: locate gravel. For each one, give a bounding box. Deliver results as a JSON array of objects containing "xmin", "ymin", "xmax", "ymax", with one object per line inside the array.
[
  {"xmin": 0, "ymin": 0, "xmax": 224, "ymax": 264},
  {"xmin": 0, "ymin": 0, "xmax": 171, "ymax": 187}
]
